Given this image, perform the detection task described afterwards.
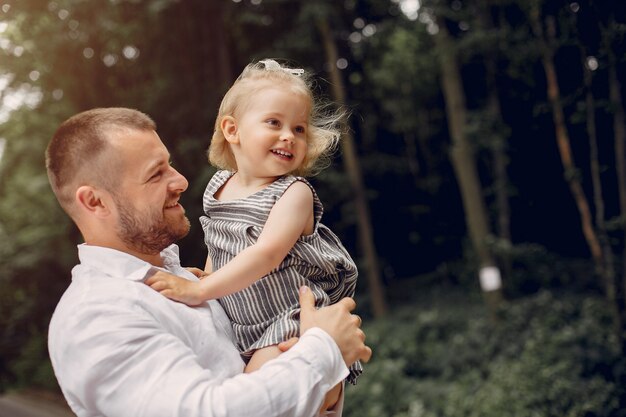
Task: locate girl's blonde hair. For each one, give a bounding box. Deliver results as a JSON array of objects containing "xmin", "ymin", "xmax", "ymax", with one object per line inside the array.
[{"xmin": 208, "ymin": 59, "xmax": 344, "ymax": 176}]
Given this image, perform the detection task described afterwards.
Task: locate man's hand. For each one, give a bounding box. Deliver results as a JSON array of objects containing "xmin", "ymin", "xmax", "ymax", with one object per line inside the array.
[
  {"xmin": 277, "ymin": 337, "xmax": 299, "ymax": 352},
  {"xmin": 298, "ymin": 286, "xmax": 372, "ymax": 367},
  {"xmin": 145, "ymin": 271, "xmax": 205, "ymax": 306}
]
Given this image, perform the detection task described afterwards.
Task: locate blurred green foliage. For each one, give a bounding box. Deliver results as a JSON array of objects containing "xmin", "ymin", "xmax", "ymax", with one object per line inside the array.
[
  {"xmin": 0, "ymin": 106, "xmax": 76, "ymax": 391},
  {"xmin": 346, "ymin": 289, "xmax": 624, "ymax": 417}
]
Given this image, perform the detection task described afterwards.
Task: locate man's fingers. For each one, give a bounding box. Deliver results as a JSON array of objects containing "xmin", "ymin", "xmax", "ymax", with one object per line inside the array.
[
  {"xmin": 297, "ymin": 288, "xmax": 371, "ymax": 366},
  {"xmin": 277, "ymin": 337, "xmax": 299, "ymax": 352},
  {"xmin": 357, "ymin": 328, "xmax": 366, "ymax": 341},
  {"xmin": 337, "ymin": 297, "xmax": 356, "ymax": 312},
  {"xmin": 360, "ymin": 346, "xmax": 373, "ymax": 363},
  {"xmin": 298, "ymin": 286, "xmax": 315, "ymax": 312}
]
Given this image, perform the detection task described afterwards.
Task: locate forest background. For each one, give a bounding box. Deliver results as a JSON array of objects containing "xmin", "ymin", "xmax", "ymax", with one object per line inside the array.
[{"xmin": 1, "ymin": 0, "xmax": 625, "ymax": 416}]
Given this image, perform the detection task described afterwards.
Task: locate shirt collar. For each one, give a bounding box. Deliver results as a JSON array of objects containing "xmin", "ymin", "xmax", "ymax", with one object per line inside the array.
[{"xmin": 76, "ymin": 243, "xmax": 182, "ymax": 282}]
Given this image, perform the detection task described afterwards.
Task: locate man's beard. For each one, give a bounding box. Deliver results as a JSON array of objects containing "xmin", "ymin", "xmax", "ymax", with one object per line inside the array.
[{"xmin": 114, "ymin": 195, "xmax": 191, "ymax": 255}]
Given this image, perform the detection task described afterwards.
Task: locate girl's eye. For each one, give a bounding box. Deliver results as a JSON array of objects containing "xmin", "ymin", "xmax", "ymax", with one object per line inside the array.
[
  {"xmin": 295, "ymin": 126, "xmax": 306, "ymax": 134},
  {"xmin": 267, "ymin": 119, "xmax": 280, "ymax": 127}
]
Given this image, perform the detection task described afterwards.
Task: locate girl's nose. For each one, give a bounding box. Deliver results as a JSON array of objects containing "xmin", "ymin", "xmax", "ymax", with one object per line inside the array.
[{"xmin": 280, "ymin": 130, "xmax": 295, "ymax": 143}]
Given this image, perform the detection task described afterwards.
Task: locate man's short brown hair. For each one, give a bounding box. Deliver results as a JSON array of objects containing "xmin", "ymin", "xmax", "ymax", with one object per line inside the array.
[{"xmin": 45, "ymin": 107, "xmax": 156, "ymax": 216}]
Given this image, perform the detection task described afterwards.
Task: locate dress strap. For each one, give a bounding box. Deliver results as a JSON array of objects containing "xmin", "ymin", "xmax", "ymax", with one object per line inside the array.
[
  {"xmin": 270, "ymin": 176, "xmax": 324, "ymax": 227},
  {"xmin": 205, "ymin": 170, "xmax": 234, "ymax": 199}
]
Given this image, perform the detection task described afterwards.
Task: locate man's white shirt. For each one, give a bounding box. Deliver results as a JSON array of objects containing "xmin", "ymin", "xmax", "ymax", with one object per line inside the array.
[{"xmin": 48, "ymin": 244, "xmax": 348, "ymax": 417}]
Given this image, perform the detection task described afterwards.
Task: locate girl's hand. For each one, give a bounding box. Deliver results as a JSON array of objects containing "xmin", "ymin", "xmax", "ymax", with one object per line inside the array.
[
  {"xmin": 145, "ymin": 271, "xmax": 205, "ymax": 306},
  {"xmin": 185, "ymin": 267, "xmax": 210, "ymax": 280}
]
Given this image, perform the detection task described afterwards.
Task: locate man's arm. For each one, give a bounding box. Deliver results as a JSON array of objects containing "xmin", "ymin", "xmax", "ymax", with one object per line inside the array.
[{"xmin": 50, "ymin": 287, "xmax": 370, "ymax": 417}]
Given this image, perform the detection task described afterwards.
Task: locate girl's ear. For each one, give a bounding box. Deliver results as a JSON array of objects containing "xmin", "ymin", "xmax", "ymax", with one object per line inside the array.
[
  {"xmin": 221, "ymin": 116, "xmax": 239, "ymax": 144},
  {"xmin": 75, "ymin": 185, "xmax": 112, "ymax": 218}
]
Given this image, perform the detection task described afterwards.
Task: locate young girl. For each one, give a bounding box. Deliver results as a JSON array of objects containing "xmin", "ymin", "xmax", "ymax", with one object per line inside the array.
[{"xmin": 147, "ymin": 59, "xmax": 361, "ymax": 398}]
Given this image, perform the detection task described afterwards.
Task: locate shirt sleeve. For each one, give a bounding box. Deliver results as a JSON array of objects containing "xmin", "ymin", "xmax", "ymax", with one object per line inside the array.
[{"xmin": 52, "ymin": 301, "xmax": 348, "ymax": 417}]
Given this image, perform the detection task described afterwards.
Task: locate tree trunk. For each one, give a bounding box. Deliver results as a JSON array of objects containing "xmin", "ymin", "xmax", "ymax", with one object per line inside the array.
[
  {"xmin": 478, "ymin": 0, "xmax": 512, "ymax": 279},
  {"xmin": 580, "ymin": 44, "xmax": 616, "ymax": 298},
  {"xmin": 606, "ymin": 25, "xmax": 626, "ymax": 355},
  {"xmin": 433, "ymin": 17, "xmax": 503, "ymax": 317},
  {"xmin": 529, "ymin": 9, "xmax": 604, "ymax": 268},
  {"xmin": 317, "ymin": 19, "xmax": 387, "ymax": 318}
]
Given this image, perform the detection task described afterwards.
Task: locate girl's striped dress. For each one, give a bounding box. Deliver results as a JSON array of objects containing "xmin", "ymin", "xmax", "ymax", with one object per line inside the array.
[{"xmin": 200, "ymin": 170, "xmax": 362, "ymax": 383}]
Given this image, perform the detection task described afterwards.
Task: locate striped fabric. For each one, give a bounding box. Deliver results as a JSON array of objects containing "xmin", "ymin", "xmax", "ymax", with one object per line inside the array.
[{"xmin": 200, "ymin": 170, "xmax": 362, "ymax": 383}]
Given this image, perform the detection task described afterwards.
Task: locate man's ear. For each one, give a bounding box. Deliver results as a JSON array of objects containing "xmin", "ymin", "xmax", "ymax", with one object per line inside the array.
[
  {"xmin": 75, "ymin": 185, "xmax": 112, "ymax": 218},
  {"xmin": 220, "ymin": 116, "xmax": 239, "ymax": 144}
]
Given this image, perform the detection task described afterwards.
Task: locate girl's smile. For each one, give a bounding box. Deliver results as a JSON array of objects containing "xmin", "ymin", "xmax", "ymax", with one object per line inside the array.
[{"xmin": 225, "ymin": 86, "xmax": 310, "ymax": 181}]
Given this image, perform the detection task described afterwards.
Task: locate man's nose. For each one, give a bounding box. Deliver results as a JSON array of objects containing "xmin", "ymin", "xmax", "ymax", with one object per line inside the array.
[{"xmin": 168, "ymin": 167, "xmax": 188, "ymax": 192}]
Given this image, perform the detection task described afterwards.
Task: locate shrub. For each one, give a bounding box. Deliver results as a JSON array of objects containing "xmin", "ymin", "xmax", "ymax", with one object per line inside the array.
[{"xmin": 345, "ymin": 290, "xmax": 624, "ymax": 417}]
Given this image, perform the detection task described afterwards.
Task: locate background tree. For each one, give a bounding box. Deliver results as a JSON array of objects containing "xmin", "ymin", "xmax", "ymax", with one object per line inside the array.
[
  {"xmin": 426, "ymin": 1, "xmax": 504, "ymax": 315},
  {"xmin": 317, "ymin": 13, "xmax": 388, "ymax": 318},
  {"xmin": 471, "ymin": 0, "xmax": 514, "ymax": 280},
  {"xmin": 602, "ymin": 7, "xmax": 626, "ymax": 355},
  {"xmin": 527, "ymin": 0, "xmax": 603, "ymax": 271}
]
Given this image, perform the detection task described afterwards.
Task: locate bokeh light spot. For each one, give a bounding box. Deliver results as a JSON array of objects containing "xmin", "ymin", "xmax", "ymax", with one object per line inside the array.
[
  {"xmin": 392, "ymin": 0, "xmax": 420, "ymax": 20},
  {"xmin": 349, "ymin": 32, "xmax": 362, "ymax": 43},
  {"xmin": 102, "ymin": 53, "xmax": 118, "ymax": 67},
  {"xmin": 362, "ymin": 24, "xmax": 377, "ymax": 37},
  {"xmin": 52, "ymin": 89, "xmax": 64, "ymax": 100},
  {"xmin": 353, "ymin": 18, "xmax": 365, "ymax": 29},
  {"xmin": 123, "ymin": 45, "xmax": 139, "ymax": 60},
  {"xmin": 586, "ymin": 56, "xmax": 598, "ymax": 71}
]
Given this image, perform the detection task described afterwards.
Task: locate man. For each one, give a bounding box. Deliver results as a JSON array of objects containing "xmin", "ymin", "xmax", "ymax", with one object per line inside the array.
[{"xmin": 46, "ymin": 107, "xmax": 371, "ymax": 417}]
